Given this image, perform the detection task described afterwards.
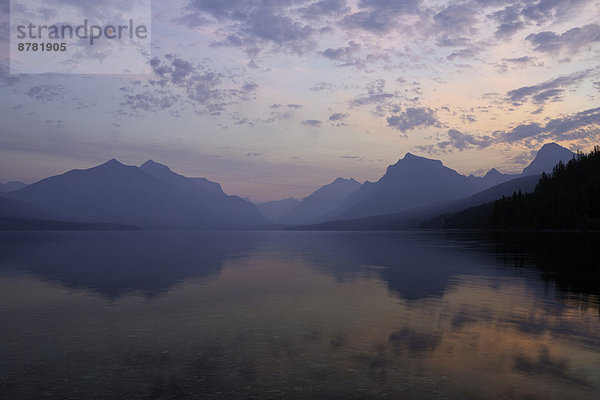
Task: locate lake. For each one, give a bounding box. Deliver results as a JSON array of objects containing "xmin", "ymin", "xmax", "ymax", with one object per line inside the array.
[{"xmin": 0, "ymin": 230, "xmax": 599, "ymax": 399}]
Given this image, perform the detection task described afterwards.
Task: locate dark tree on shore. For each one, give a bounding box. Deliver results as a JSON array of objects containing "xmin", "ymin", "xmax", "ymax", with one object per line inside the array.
[
  {"xmin": 437, "ymin": 146, "xmax": 600, "ymax": 230},
  {"xmin": 490, "ymin": 146, "xmax": 600, "ymax": 229}
]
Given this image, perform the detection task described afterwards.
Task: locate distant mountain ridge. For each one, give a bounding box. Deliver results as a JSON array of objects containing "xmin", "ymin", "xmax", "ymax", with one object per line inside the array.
[
  {"xmin": 468, "ymin": 168, "xmax": 517, "ymax": 192},
  {"xmin": 313, "ymin": 143, "xmax": 576, "ymax": 225},
  {"xmin": 140, "ymin": 160, "xmax": 225, "ymax": 196},
  {"xmin": 278, "ymin": 177, "xmax": 361, "ymax": 225},
  {"xmin": 0, "ymin": 181, "xmax": 27, "ymax": 193},
  {"xmin": 256, "ymin": 197, "xmax": 300, "ymax": 223},
  {"xmin": 4, "ymin": 159, "xmax": 269, "ymax": 229},
  {"xmin": 0, "ymin": 142, "xmax": 578, "ymax": 230},
  {"xmin": 323, "ymin": 153, "xmax": 477, "ymax": 221}
]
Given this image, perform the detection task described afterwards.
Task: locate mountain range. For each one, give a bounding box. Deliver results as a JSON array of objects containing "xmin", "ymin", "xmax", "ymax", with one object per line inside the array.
[
  {"xmin": 0, "ymin": 142, "xmax": 576, "ymax": 230},
  {"xmin": 2, "ymin": 159, "xmax": 269, "ymax": 229},
  {"xmin": 0, "ymin": 181, "xmax": 26, "ymax": 192},
  {"xmin": 256, "ymin": 197, "xmax": 300, "ymax": 223}
]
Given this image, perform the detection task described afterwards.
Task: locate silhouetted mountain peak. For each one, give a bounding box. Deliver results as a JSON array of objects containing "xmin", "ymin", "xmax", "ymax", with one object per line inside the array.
[
  {"xmin": 278, "ymin": 177, "xmax": 361, "ymax": 225},
  {"xmin": 385, "ymin": 154, "xmax": 445, "ymax": 177},
  {"xmin": 89, "ymin": 159, "xmax": 135, "ymax": 175},
  {"xmin": 141, "ymin": 159, "xmax": 172, "ymax": 173},
  {"xmin": 523, "ymin": 142, "xmax": 574, "ymax": 175},
  {"xmin": 332, "ymin": 177, "xmax": 359, "ymax": 185},
  {"xmin": 397, "ymin": 152, "xmax": 443, "ymax": 166},
  {"xmin": 485, "ymin": 168, "xmax": 501, "ymax": 177},
  {"xmin": 104, "ymin": 158, "xmax": 124, "ymax": 166},
  {"xmin": 540, "ymin": 142, "xmax": 564, "ymax": 151}
]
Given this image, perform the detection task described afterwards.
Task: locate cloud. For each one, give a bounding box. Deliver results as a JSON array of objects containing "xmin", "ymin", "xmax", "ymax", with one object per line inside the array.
[
  {"xmin": 182, "ymin": 0, "xmax": 315, "ymax": 55},
  {"xmin": 320, "ymin": 41, "xmax": 390, "ymax": 69},
  {"xmin": 434, "ymin": 3, "xmax": 479, "ymax": 37},
  {"xmin": 461, "ymin": 114, "xmax": 477, "ymax": 123},
  {"xmin": 321, "ymin": 41, "xmax": 361, "ymax": 62},
  {"xmin": 506, "ymin": 68, "xmax": 598, "ymax": 105},
  {"xmin": 174, "ymin": 12, "xmax": 210, "ymax": 28},
  {"xmin": 503, "ymin": 56, "xmax": 541, "ymax": 65},
  {"xmin": 489, "ymin": 4, "xmax": 525, "ymax": 39},
  {"xmin": 434, "ymin": 107, "xmax": 600, "ymax": 151},
  {"xmin": 446, "ymin": 45, "xmax": 482, "ymax": 61},
  {"xmin": 329, "ymin": 112, "xmax": 349, "ymax": 121},
  {"xmin": 301, "ymin": 119, "xmax": 323, "ymax": 127},
  {"xmin": 350, "ymin": 79, "xmax": 396, "ymax": 107},
  {"xmin": 520, "ymin": 0, "xmax": 591, "ymax": 25},
  {"xmin": 121, "ymin": 91, "xmax": 180, "ymax": 112},
  {"xmin": 298, "ymin": 0, "xmax": 350, "ymax": 19},
  {"xmin": 121, "ymin": 55, "xmax": 258, "ymax": 115},
  {"xmin": 27, "ymin": 85, "xmax": 65, "ymax": 102},
  {"xmin": 386, "ymin": 107, "xmax": 441, "ymax": 133},
  {"xmin": 526, "ymin": 23, "xmax": 600, "ymax": 54},
  {"xmin": 310, "ymin": 81, "xmax": 335, "ymax": 91},
  {"xmin": 437, "ymin": 129, "xmax": 494, "ymax": 151},
  {"xmin": 499, "ymin": 107, "xmax": 600, "ymax": 143},
  {"xmin": 486, "ymin": 0, "xmax": 595, "ymax": 40},
  {"xmin": 340, "ymin": 0, "xmax": 422, "ymax": 34}
]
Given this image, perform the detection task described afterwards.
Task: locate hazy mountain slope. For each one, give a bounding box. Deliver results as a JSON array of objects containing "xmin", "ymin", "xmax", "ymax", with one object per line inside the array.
[
  {"xmin": 298, "ymin": 173, "xmax": 541, "ymax": 230},
  {"xmin": 0, "ymin": 181, "xmax": 27, "ymax": 193},
  {"xmin": 0, "ymin": 196, "xmax": 57, "ymax": 220},
  {"xmin": 279, "ymin": 178, "xmax": 361, "ymax": 225},
  {"xmin": 468, "ymin": 169, "xmax": 516, "ymax": 192},
  {"xmin": 140, "ymin": 159, "xmax": 268, "ymax": 226},
  {"xmin": 140, "ymin": 160, "xmax": 225, "ymax": 197},
  {"xmin": 522, "ymin": 143, "xmax": 575, "ymax": 175},
  {"xmin": 326, "ymin": 153, "xmax": 476, "ymax": 221},
  {"xmin": 441, "ymin": 146, "xmax": 600, "ymax": 229},
  {"xmin": 6, "ymin": 159, "xmax": 269, "ymax": 229},
  {"xmin": 256, "ymin": 198, "xmax": 300, "ymax": 222}
]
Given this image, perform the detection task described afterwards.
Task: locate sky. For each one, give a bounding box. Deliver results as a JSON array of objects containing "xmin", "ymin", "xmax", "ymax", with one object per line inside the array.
[{"xmin": 1, "ymin": 0, "xmax": 599, "ymax": 202}]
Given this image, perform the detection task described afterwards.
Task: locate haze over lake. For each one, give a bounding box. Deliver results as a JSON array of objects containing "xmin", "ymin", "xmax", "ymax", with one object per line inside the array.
[{"xmin": 1, "ymin": 230, "xmax": 599, "ymax": 399}]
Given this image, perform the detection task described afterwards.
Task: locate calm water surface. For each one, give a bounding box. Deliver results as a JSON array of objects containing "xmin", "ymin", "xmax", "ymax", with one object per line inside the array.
[{"xmin": 0, "ymin": 230, "xmax": 599, "ymax": 399}]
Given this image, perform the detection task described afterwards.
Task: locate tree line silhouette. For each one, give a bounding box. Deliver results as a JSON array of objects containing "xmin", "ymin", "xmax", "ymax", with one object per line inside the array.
[{"xmin": 439, "ymin": 146, "xmax": 600, "ymax": 230}]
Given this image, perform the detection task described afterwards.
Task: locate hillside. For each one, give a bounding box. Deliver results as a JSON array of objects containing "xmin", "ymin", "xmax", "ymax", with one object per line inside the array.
[
  {"xmin": 5, "ymin": 159, "xmax": 270, "ymax": 229},
  {"xmin": 437, "ymin": 146, "xmax": 600, "ymax": 230}
]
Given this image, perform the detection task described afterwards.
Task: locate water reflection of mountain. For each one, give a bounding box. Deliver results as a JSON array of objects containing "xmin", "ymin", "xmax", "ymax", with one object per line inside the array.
[
  {"xmin": 265, "ymin": 231, "xmax": 600, "ymax": 305},
  {"xmin": 0, "ymin": 231, "xmax": 260, "ymax": 298},
  {"xmin": 470, "ymin": 231, "xmax": 600, "ymax": 303},
  {"xmin": 0, "ymin": 231, "xmax": 598, "ymax": 304},
  {"xmin": 260, "ymin": 231, "xmax": 495, "ymax": 300}
]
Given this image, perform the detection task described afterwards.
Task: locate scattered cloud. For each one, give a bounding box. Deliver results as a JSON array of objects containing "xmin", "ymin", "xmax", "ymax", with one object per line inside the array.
[
  {"xmin": 438, "ymin": 129, "xmax": 494, "ymax": 151},
  {"xmin": 120, "ymin": 55, "xmax": 259, "ymax": 115},
  {"xmin": 387, "ymin": 107, "xmax": 442, "ymax": 133},
  {"xmin": 526, "ymin": 23, "xmax": 600, "ymax": 54},
  {"xmin": 298, "ymin": 0, "xmax": 350, "ymax": 20},
  {"xmin": 340, "ymin": 0, "xmax": 422, "ymax": 34},
  {"xmin": 121, "ymin": 91, "xmax": 180, "ymax": 112},
  {"xmin": 329, "ymin": 112, "xmax": 349, "ymax": 121},
  {"xmin": 506, "ymin": 68, "xmax": 599, "ymax": 105},
  {"xmin": 500, "ymin": 107, "xmax": 600, "ymax": 143},
  {"xmin": 182, "ymin": 0, "xmax": 316, "ymax": 55},
  {"xmin": 27, "ymin": 85, "xmax": 65, "ymax": 102},
  {"xmin": 301, "ymin": 119, "xmax": 323, "ymax": 127},
  {"xmin": 350, "ymin": 79, "xmax": 396, "ymax": 107}
]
